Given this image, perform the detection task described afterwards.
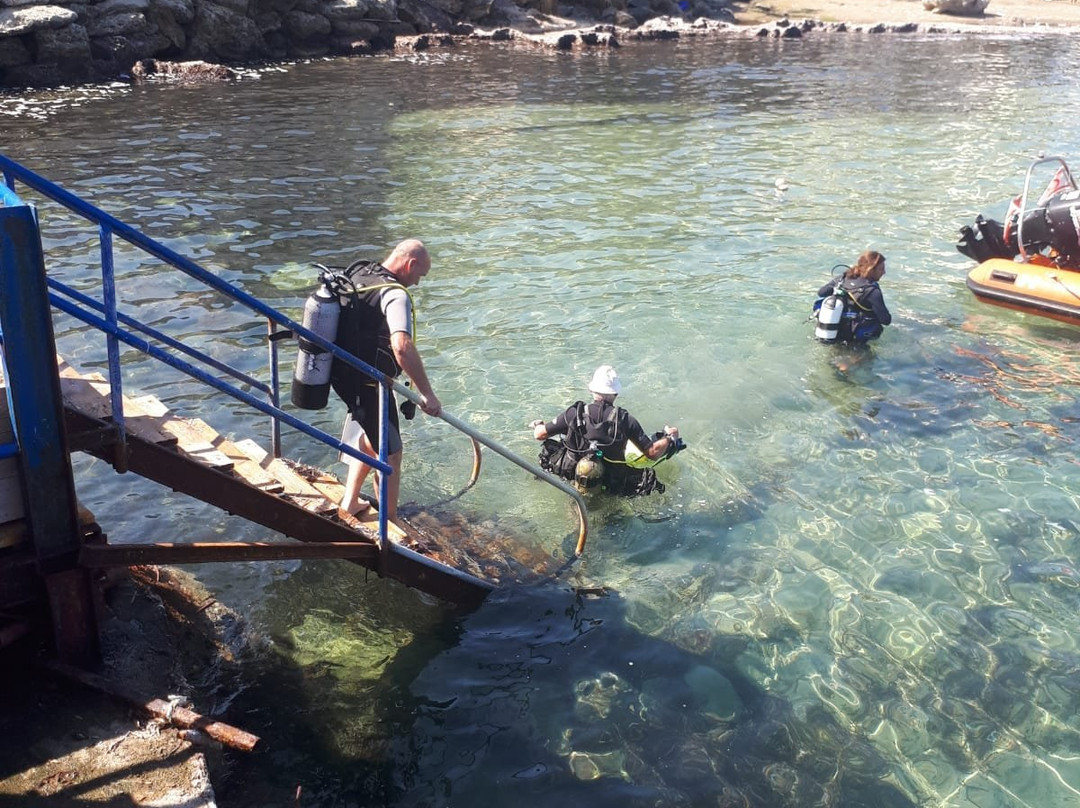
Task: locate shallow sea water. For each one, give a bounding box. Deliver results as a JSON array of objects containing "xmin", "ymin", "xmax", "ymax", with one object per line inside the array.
[{"xmin": 5, "ymin": 29, "xmax": 1080, "ymax": 807}]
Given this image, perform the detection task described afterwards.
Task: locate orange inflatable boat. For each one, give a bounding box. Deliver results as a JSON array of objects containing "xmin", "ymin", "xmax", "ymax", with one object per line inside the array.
[
  {"xmin": 966, "ymin": 256, "xmax": 1080, "ymax": 326},
  {"xmin": 957, "ymin": 156, "xmax": 1080, "ymax": 326}
]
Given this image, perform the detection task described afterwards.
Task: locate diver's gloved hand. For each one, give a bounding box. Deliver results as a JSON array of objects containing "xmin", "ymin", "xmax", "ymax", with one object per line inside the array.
[{"xmin": 654, "ymin": 430, "xmax": 686, "ymax": 459}]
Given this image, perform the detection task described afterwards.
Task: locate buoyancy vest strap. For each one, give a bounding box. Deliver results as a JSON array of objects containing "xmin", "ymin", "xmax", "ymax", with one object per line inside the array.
[
  {"xmin": 837, "ymin": 279, "xmax": 875, "ymax": 313},
  {"xmin": 584, "ymin": 401, "xmax": 623, "ymax": 456},
  {"xmin": 341, "ymin": 262, "xmax": 418, "ymax": 343}
]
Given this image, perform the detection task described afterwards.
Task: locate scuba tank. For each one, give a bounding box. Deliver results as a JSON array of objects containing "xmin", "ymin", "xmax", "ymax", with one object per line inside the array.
[
  {"xmin": 574, "ymin": 454, "xmax": 605, "ymax": 494},
  {"xmin": 814, "ymin": 290, "xmax": 846, "ymax": 342},
  {"xmin": 291, "ymin": 266, "xmax": 342, "ymax": 410}
]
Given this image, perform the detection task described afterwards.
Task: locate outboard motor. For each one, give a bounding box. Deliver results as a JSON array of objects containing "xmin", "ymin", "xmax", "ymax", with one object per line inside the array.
[
  {"xmin": 814, "ymin": 293, "xmax": 846, "ymax": 342},
  {"xmin": 291, "ymin": 266, "xmax": 342, "ymax": 410},
  {"xmin": 1023, "ymin": 189, "xmax": 1080, "ymax": 268}
]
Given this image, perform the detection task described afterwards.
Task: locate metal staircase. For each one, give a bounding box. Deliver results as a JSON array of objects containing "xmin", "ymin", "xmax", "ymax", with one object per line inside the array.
[{"xmin": 0, "ymin": 153, "xmax": 589, "ymax": 635}]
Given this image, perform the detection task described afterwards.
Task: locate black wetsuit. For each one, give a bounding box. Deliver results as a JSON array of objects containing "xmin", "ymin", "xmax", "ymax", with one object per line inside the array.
[
  {"xmin": 539, "ymin": 400, "xmax": 665, "ymax": 496},
  {"xmin": 330, "ymin": 261, "xmax": 409, "ymax": 453}
]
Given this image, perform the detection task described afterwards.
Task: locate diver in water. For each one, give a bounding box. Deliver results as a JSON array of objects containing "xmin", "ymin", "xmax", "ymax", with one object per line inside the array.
[
  {"xmin": 813, "ymin": 250, "xmax": 892, "ymax": 345},
  {"xmin": 529, "ymin": 365, "xmax": 683, "ymax": 496}
]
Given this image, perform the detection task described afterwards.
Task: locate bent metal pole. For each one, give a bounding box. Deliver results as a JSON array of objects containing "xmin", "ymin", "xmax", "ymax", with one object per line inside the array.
[{"xmin": 390, "ymin": 380, "xmax": 590, "ymax": 556}]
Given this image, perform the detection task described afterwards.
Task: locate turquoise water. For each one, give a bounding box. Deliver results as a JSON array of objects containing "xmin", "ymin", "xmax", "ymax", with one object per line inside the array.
[{"xmin": 6, "ymin": 30, "xmax": 1080, "ymax": 806}]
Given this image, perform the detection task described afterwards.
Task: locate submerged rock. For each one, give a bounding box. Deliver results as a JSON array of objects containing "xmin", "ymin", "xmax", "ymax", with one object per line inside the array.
[{"xmin": 130, "ymin": 57, "xmax": 238, "ymax": 81}]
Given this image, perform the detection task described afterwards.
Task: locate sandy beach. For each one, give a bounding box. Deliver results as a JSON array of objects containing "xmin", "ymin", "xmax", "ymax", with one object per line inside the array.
[{"xmin": 733, "ymin": 0, "xmax": 1080, "ymax": 28}]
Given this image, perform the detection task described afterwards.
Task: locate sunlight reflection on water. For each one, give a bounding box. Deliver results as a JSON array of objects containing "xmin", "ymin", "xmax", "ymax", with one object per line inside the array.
[{"xmin": 6, "ymin": 31, "xmax": 1080, "ymax": 807}]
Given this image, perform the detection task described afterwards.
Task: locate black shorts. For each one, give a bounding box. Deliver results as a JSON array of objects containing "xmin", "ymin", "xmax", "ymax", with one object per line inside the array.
[{"xmin": 339, "ymin": 384, "xmax": 402, "ymax": 460}]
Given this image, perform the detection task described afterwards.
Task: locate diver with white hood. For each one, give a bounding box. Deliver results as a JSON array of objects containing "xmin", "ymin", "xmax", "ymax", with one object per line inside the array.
[{"xmin": 530, "ymin": 365, "xmax": 684, "ymax": 496}]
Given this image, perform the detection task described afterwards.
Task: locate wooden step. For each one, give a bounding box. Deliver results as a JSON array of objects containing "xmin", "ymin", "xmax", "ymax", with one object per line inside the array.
[
  {"xmin": 129, "ymin": 396, "xmax": 282, "ymax": 493},
  {"xmin": 275, "ymin": 457, "xmax": 412, "ymax": 544},
  {"xmin": 135, "ymin": 405, "xmax": 234, "ymax": 473},
  {"xmin": 58, "ymin": 366, "xmax": 177, "ymax": 447},
  {"xmin": 232, "ymin": 439, "xmax": 337, "ymax": 515}
]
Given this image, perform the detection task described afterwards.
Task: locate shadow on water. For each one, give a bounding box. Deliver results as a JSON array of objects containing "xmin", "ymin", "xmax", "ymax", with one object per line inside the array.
[
  {"xmin": 390, "ymin": 585, "xmax": 918, "ymax": 808},
  {"xmin": 205, "ymin": 561, "xmax": 468, "ymax": 807},
  {"xmin": 205, "ymin": 557, "xmax": 919, "ymax": 807}
]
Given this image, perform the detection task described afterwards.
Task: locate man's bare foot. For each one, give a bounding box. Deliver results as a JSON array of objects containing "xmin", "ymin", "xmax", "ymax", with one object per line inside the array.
[
  {"xmin": 337, "ymin": 501, "xmax": 375, "ymax": 528},
  {"xmin": 340, "ymin": 500, "xmax": 372, "ymax": 518}
]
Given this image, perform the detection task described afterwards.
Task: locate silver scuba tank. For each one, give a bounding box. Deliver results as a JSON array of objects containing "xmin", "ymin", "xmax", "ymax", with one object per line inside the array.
[
  {"xmin": 291, "ymin": 280, "xmax": 341, "ymax": 410},
  {"xmin": 815, "ymin": 294, "xmax": 845, "ymax": 342}
]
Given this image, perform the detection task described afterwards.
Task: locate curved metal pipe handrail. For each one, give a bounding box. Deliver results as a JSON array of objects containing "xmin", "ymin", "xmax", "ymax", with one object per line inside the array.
[
  {"xmin": 389, "ymin": 378, "xmax": 589, "ymax": 556},
  {"xmin": 1017, "ymin": 155, "xmax": 1077, "ymax": 263},
  {"xmin": 423, "ymin": 435, "xmax": 483, "ymax": 511}
]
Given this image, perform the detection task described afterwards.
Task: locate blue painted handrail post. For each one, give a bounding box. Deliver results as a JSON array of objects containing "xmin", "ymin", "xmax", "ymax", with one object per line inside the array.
[
  {"xmin": 0, "ymin": 201, "xmax": 98, "ymax": 665},
  {"xmin": 98, "ymin": 223, "xmax": 128, "ymax": 471},
  {"xmin": 378, "ymin": 382, "xmax": 390, "ymax": 557}
]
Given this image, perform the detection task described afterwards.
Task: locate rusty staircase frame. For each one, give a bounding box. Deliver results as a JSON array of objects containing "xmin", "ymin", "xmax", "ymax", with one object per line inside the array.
[{"xmin": 0, "ymin": 153, "xmax": 591, "ymax": 660}]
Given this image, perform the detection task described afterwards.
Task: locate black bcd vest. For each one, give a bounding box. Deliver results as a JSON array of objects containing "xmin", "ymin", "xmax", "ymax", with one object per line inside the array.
[{"xmin": 330, "ymin": 261, "xmax": 407, "ymax": 409}]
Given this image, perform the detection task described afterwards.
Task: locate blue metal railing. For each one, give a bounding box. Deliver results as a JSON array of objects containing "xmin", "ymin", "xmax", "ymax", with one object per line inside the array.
[
  {"xmin": 0, "ymin": 154, "xmax": 403, "ymax": 546},
  {"xmin": 0, "ymin": 154, "xmax": 591, "ymax": 556}
]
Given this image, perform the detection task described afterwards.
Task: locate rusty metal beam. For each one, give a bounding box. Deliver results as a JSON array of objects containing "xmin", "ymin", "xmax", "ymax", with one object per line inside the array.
[{"xmin": 80, "ymin": 540, "xmax": 378, "ymax": 567}]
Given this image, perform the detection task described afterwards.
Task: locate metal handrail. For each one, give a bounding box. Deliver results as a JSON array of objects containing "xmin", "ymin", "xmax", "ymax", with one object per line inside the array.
[
  {"xmin": 48, "ymin": 278, "xmax": 273, "ymax": 398},
  {"xmin": 396, "ymin": 389, "xmax": 589, "ymax": 555},
  {"xmin": 0, "ymin": 158, "xmax": 392, "ymax": 468},
  {"xmin": 1, "ymin": 154, "xmax": 590, "ymax": 555},
  {"xmin": 1017, "ymin": 156, "xmax": 1077, "ymax": 263}
]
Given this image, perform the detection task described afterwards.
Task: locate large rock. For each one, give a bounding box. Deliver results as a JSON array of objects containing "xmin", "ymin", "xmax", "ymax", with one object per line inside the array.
[
  {"xmin": 0, "ymin": 34, "xmax": 30, "ymax": 65},
  {"xmin": 283, "ymin": 8, "xmax": 330, "ymax": 37},
  {"xmin": 95, "ymin": 0, "xmax": 150, "ymax": 13},
  {"xmin": 144, "ymin": 0, "xmax": 193, "ymax": 49},
  {"xmin": 459, "ymin": 0, "xmax": 493, "ymax": 22},
  {"xmin": 85, "ymin": 10, "xmax": 154, "ymax": 37},
  {"xmin": 323, "ymin": 0, "xmax": 395, "ymax": 22},
  {"xmin": 35, "ymin": 21, "xmax": 92, "ymax": 62},
  {"xmin": 148, "ymin": 0, "xmax": 194, "ymax": 23},
  {"xmin": 327, "ymin": 16, "xmax": 377, "ymax": 35},
  {"xmin": 252, "ymin": 7, "xmax": 282, "ymax": 34},
  {"xmin": 146, "ymin": 11, "xmax": 183, "ymax": 48},
  {"xmin": 3, "ymin": 60, "xmax": 70, "ymax": 85},
  {"xmin": 922, "ymin": 0, "xmax": 989, "ymax": 14},
  {"xmin": 212, "ymin": 0, "xmax": 251, "ymax": 13},
  {"xmin": 0, "ymin": 5, "xmax": 77, "ymax": 36},
  {"xmin": 187, "ymin": 0, "xmax": 266, "ymax": 60},
  {"xmin": 416, "ymin": 0, "xmax": 463, "ymax": 15},
  {"xmin": 398, "ymin": 0, "xmax": 454, "ymax": 31},
  {"xmin": 89, "ymin": 26, "xmax": 170, "ymax": 64}
]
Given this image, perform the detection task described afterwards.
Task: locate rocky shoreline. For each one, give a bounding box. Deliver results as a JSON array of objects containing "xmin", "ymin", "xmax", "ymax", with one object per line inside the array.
[
  {"xmin": 0, "ymin": 0, "xmax": 721, "ymax": 90},
  {"xmin": 4, "ymin": 0, "xmax": 1079, "ymax": 91}
]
